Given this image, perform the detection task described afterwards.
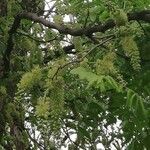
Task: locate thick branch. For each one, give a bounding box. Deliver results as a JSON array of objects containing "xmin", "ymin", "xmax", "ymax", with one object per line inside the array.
[
  {"xmin": 3, "ymin": 10, "xmax": 150, "ymax": 75},
  {"xmin": 17, "ymin": 10, "xmax": 150, "ymax": 35},
  {"xmin": 128, "ymin": 10, "xmax": 150, "ymax": 23},
  {"xmin": 3, "ymin": 15, "xmax": 21, "ymax": 75}
]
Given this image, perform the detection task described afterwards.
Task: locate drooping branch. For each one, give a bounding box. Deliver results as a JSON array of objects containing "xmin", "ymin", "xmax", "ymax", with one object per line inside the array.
[
  {"xmin": 16, "ymin": 31, "xmax": 58, "ymax": 43},
  {"xmin": 3, "ymin": 10, "xmax": 150, "ymax": 76}
]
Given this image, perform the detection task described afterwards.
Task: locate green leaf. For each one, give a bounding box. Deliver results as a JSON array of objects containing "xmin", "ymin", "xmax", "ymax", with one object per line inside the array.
[
  {"xmin": 126, "ymin": 89, "xmax": 136, "ymax": 108},
  {"xmin": 71, "ymin": 67, "xmax": 122, "ymax": 92},
  {"xmin": 78, "ymin": 126, "xmax": 91, "ymax": 139}
]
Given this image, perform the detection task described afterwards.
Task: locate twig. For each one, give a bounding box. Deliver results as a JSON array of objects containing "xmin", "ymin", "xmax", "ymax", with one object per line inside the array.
[
  {"xmin": 81, "ymin": 36, "xmax": 114, "ymax": 59},
  {"xmin": 61, "ymin": 119, "xmax": 85, "ymax": 149},
  {"xmin": 137, "ymin": 20, "xmax": 148, "ymax": 36},
  {"xmin": 52, "ymin": 60, "xmax": 80, "ymax": 80},
  {"xmin": 44, "ymin": 3, "xmax": 56, "ymax": 18},
  {"xmin": 51, "ymin": 36, "xmax": 113, "ymax": 80},
  {"xmin": 16, "ymin": 31, "xmax": 57, "ymax": 43},
  {"xmin": 26, "ymin": 128, "xmax": 44, "ymax": 149},
  {"xmin": 83, "ymin": 0, "xmax": 90, "ymax": 28},
  {"xmin": 93, "ymin": 34, "xmax": 114, "ymax": 40}
]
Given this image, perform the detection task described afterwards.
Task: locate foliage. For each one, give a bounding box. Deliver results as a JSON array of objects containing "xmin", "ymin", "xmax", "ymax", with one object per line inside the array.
[{"xmin": 0, "ymin": 0, "xmax": 150, "ymax": 149}]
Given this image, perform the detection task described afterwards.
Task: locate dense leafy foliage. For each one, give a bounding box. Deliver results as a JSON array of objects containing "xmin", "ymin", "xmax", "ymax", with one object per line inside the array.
[{"xmin": 0, "ymin": 0, "xmax": 150, "ymax": 149}]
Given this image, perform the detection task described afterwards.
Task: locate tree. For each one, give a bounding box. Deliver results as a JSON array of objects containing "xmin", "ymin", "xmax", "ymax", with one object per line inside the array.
[{"xmin": 0, "ymin": 0, "xmax": 150, "ymax": 149}]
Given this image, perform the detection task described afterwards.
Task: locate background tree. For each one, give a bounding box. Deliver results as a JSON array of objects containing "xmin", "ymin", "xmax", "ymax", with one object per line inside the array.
[{"xmin": 0, "ymin": 0, "xmax": 150, "ymax": 149}]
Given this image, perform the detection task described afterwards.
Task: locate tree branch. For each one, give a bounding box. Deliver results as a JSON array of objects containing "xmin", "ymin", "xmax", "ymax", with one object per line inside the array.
[{"xmin": 3, "ymin": 10, "xmax": 150, "ymax": 76}]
